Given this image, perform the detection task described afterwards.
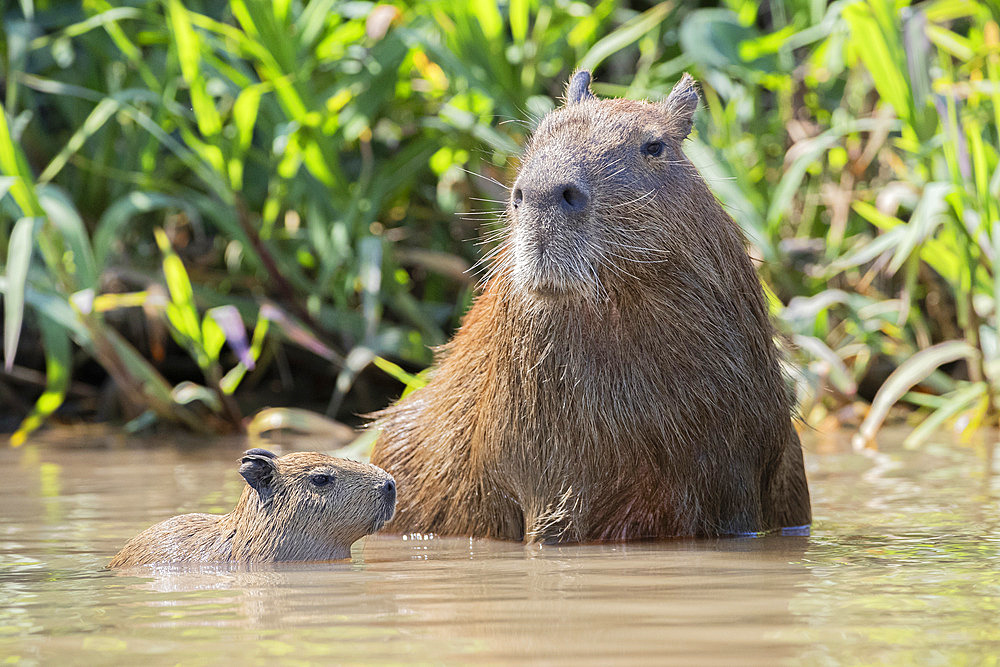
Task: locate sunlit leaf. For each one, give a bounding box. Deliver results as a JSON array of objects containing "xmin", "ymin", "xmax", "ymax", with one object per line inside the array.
[
  {"xmin": 11, "ymin": 315, "xmax": 72, "ymax": 446},
  {"xmin": 3, "ymin": 217, "xmax": 38, "ymax": 372},
  {"xmin": 853, "ymin": 341, "xmax": 980, "ymax": 450},
  {"xmin": 154, "ymin": 228, "xmax": 201, "ymax": 344}
]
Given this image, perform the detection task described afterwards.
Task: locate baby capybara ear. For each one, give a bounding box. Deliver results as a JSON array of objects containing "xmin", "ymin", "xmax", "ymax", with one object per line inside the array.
[
  {"xmin": 565, "ymin": 69, "xmax": 595, "ymax": 105},
  {"xmin": 660, "ymin": 73, "xmax": 699, "ymax": 139},
  {"xmin": 239, "ymin": 450, "xmax": 278, "ymax": 505}
]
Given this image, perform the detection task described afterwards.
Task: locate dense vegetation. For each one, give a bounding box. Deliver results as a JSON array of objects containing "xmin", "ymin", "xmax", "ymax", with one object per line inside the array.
[{"xmin": 1, "ymin": 0, "xmax": 998, "ymax": 447}]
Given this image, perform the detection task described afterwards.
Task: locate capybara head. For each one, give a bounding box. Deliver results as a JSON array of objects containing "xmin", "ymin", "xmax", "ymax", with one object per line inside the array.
[
  {"xmin": 236, "ymin": 449, "xmax": 396, "ymax": 557},
  {"xmin": 506, "ymin": 70, "xmax": 709, "ymax": 300}
]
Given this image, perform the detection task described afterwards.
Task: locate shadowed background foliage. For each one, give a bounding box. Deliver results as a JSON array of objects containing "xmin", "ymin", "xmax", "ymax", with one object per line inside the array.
[{"xmin": 0, "ymin": 0, "xmax": 998, "ymax": 448}]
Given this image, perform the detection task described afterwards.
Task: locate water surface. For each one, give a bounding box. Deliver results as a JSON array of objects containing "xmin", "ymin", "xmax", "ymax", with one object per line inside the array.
[{"xmin": 2, "ymin": 427, "xmax": 998, "ymax": 664}]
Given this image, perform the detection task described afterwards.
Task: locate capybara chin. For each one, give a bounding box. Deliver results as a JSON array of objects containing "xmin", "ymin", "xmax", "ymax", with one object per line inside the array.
[
  {"xmin": 370, "ymin": 70, "xmax": 811, "ymax": 543},
  {"xmin": 109, "ymin": 450, "xmax": 396, "ymax": 567}
]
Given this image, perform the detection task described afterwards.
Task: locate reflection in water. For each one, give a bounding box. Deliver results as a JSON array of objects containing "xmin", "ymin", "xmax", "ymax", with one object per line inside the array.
[{"xmin": 0, "ymin": 428, "xmax": 998, "ymax": 663}]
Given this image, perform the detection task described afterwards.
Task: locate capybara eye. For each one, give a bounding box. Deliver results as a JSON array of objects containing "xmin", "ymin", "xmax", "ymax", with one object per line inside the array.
[
  {"xmin": 310, "ymin": 474, "xmax": 333, "ymax": 487},
  {"xmin": 641, "ymin": 140, "xmax": 664, "ymax": 157}
]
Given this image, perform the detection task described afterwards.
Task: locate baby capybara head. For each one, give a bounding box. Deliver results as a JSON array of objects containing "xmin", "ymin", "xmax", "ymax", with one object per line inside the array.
[
  {"xmin": 238, "ymin": 449, "xmax": 396, "ymax": 554},
  {"xmin": 506, "ymin": 71, "xmax": 711, "ymax": 300}
]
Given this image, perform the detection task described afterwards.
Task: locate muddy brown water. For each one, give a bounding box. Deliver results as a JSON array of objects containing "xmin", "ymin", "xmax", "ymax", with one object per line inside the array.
[{"xmin": 1, "ymin": 427, "xmax": 998, "ymax": 665}]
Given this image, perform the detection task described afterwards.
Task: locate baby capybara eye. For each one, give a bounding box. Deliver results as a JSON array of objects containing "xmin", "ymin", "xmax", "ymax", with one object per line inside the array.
[{"xmin": 310, "ymin": 474, "xmax": 333, "ymax": 487}]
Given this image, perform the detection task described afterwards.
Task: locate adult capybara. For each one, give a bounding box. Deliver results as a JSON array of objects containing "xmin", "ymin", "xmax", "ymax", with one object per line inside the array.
[
  {"xmin": 371, "ymin": 71, "xmax": 810, "ymax": 542},
  {"xmin": 109, "ymin": 449, "xmax": 396, "ymax": 566}
]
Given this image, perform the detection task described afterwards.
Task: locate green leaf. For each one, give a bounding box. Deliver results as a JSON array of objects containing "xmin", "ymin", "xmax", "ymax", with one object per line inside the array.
[
  {"xmin": 0, "ymin": 102, "xmax": 44, "ymax": 216},
  {"xmin": 509, "ymin": 0, "xmax": 529, "ymax": 43},
  {"xmin": 11, "ymin": 314, "xmax": 72, "ymax": 446},
  {"xmin": 168, "ymin": 0, "xmax": 222, "ymax": 137},
  {"xmin": 3, "ymin": 217, "xmax": 39, "ymax": 372},
  {"xmin": 202, "ymin": 314, "xmax": 226, "ymax": 364},
  {"xmin": 38, "ymin": 186, "xmax": 98, "ymax": 290},
  {"xmin": 887, "ymin": 182, "xmax": 951, "ymax": 275},
  {"xmin": 853, "ymin": 341, "xmax": 980, "ymax": 450},
  {"xmin": 373, "ymin": 355, "xmax": 428, "ymax": 392},
  {"xmin": 903, "ymin": 381, "xmax": 988, "ymax": 448},
  {"xmin": 580, "ymin": 2, "xmax": 674, "ymax": 72},
  {"xmin": 843, "ymin": 1, "xmax": 911, "ymax": 123},
  {"xmin": 38, "ymin": 98, "xmax": 119, "ymax": 184},
  {"xmin": 154, "ymin": 228, "xmax": 201, "ymax": 344},
  {"xmin": 171, "ymin": 381, "xmax": 222, "ymax": 410}
]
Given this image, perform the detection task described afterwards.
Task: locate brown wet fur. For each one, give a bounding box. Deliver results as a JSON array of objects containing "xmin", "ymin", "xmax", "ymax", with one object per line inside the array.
[
  {"xmin": 370, "ymin": 72, "xmax": 811, "ymax": 542},
  {"xmin": 109, "ymin": 451, "xmax": 396, "ymax": 567}
]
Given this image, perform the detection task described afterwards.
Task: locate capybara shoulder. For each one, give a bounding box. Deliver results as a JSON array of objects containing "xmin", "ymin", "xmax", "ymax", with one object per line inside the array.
[
  {"xmin": 109, "ymin": 450, "xmax": 396, "ymax": 567},
  {"xmin": 371, "ymin": 70, "xmax": 810, "ymax": 542}
]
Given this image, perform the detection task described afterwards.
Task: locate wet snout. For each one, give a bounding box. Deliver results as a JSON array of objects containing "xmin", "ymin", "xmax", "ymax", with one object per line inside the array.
[
  {"xmin": 512, "ymin": 152, "xmax": 592, "ymax": 223},
  {"xmin": 381, "ymin": 478, "xmax": 396, "ymax": 507},
  {"xmin": 378, "ymin": 476, "xmax": 396, "ymax": 522},
  {"xmin": 513, "ymin": 179, "xmax": 590, "ymax": 216}
]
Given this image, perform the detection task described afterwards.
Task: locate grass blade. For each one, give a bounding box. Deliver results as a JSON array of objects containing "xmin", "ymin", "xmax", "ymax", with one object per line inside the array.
[
  {"xmin": 579, "ymin": 2, "xmax": 674, "ymax": 72},
  {"xmin": 10, "ymin": 314, "xmax": 72, "ymax": 446}
]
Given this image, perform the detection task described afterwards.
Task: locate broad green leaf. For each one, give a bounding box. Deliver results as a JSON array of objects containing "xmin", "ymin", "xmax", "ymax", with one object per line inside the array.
[
  {"xmin": 853, "ymin": 341, "xmax": 980, "ymax": 450},
  {"xmin": 826, "ymin": 226, "xmax": 908, "ymax": 276},
  {"xmin": 3, "ymin": 217, "xmax": 39, "ymax": 372}
]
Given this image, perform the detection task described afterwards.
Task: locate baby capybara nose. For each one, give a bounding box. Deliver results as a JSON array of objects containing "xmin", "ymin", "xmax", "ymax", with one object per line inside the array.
[{"xmin": 381, "ymin": 478, "xmax": 396, "ymax": 505}]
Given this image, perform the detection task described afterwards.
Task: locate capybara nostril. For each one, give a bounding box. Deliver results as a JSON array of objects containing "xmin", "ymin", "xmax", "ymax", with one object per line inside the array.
[
  {"xmin": 512, "ymin": 188, "xmax": 523, "ymax": 208},
  {"xmin": 381, "ymin": 478, "xmax": 396, "ymax": 505},
  {"xmin": 109, "ymin": 451, "xmax": 393, "ymax": 567},
  {"xmin": 559, "ymin": 184, "xmax": 588, "ymax": 212}
]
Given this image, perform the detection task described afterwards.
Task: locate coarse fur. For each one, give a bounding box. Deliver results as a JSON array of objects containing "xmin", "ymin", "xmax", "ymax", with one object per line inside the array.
[
  {"xmin": 109, "ymin": 450, "xmax": 396, "ymax": 567},
  {"xmin": 370, "ymin": 71, "xmax": 810, "ymax": 542}
]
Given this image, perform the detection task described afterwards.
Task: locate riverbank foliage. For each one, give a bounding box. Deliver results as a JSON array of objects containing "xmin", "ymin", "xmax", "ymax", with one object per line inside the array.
[{"xmin": 1, "ymin": 0, "xmax": 998, "ymax": 446}]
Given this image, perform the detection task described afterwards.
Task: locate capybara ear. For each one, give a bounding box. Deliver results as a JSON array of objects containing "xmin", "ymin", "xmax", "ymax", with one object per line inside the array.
[
  {"xmin": 660, "ymin": 73, "xmax": 699, "ymax": 139},
  {"xmin": 239, "ymin": 452, "xmax": 278, "ymax": 505},
  {"xmin": 565, "ymin": 69, "xmax": 595, "ymax": 105},
  {"xmin": 243, "ymin": 448, "xmax": 277, "ymax": 459}
]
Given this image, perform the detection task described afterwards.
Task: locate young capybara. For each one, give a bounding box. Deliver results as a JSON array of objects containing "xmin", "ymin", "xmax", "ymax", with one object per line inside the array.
[
  {"xmin": 370, "ymin": 71, "xmax": 810, "ymax": 542},
  {"xmin": 109, "ymin": 449, "xmax": 396, "ymax": 567}
]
